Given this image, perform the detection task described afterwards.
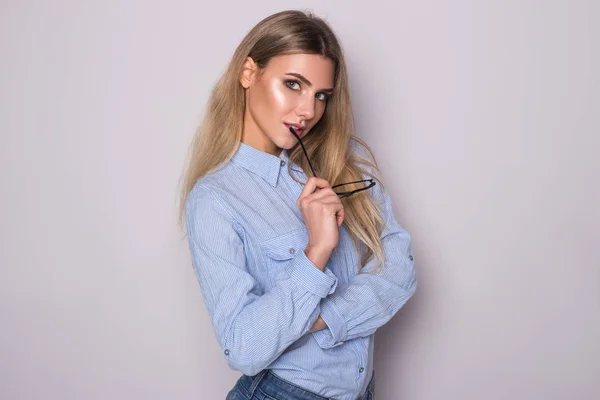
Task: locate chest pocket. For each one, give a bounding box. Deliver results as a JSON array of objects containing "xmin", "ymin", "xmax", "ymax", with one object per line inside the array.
[{"xmin": 260, "ymin": 228, "xmax": 309, "ymax": 285}]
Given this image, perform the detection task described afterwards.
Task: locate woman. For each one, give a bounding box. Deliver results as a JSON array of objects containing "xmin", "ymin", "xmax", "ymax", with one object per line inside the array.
[{"xmin": 179, "ymin": 9, "xmax": 416, "ymax": 400}]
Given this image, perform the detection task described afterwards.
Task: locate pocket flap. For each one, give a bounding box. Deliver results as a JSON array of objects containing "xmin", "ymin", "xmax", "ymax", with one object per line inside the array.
[{"xmin": 261, "ymin": 228, "xmax": 309, "ymax": 261}]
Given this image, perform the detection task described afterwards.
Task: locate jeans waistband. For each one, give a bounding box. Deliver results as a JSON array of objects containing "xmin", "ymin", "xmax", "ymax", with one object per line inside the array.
[{"xmin": 241, "ymin": 369, "xmax": 374, "ymax": 400}]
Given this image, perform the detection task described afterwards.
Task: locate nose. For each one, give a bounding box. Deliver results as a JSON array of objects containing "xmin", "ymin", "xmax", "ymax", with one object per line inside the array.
[{"xmin": 295, "ymin": 94, "xmax": 315, "ymax": 120}]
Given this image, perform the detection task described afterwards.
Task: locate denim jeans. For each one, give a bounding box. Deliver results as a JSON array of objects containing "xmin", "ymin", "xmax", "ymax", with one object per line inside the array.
[{"xmin": 226, "ymin": 369, "xmax": 375, "ymax": 400}]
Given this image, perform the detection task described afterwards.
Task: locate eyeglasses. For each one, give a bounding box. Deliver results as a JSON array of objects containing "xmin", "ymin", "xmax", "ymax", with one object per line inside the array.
[{"xmin": 288, "ymin": 126, "xmax": 376, "ymax": 199}]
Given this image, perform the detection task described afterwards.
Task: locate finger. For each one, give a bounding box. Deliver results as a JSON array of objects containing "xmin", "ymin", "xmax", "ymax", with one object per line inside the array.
[
  {"xmin": 298, "ymin": 177, "xmax": 331, "ymax": 202},
  {"xmin": 298, "ymin": 177, "xmax": 318, "ymax": 200},
  {"xmin": 304, "ymin": 187, "xmax": 337, "ymax": 202},
  {"xmin": 311, "ymin": 177, "xmax": 332, "ymax": 189},
  {"xmin": 316, "ymin": 196, "xmax": 343, "ymax": 207},
  {"xmin": 321, "ymin": 201, "xmax": 345, "ymax": 226},
  {"xmin": 337, "ymin": 206, "xmax": 345, "ymax": 226},
  {"xmin": 297, "ymin": 178, "xmax": 334, "ymax": 208},
  {"xmin": 320, "ymin": 200, "xmax": 344, "ymax": 216},
  {"xmin": 298, "ymin": 177, "xmax": 331, "ymax": 198}
]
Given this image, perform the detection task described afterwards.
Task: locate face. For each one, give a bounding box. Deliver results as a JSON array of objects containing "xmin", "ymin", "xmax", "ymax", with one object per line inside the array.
[{"xmin": 240, "ymin": 53, "xmax": 335, "ymax": 156}]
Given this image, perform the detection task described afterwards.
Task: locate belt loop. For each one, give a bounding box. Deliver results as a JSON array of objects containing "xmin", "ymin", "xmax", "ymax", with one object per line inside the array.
[{"xmin": 248, "ymin": 369, "xmax": 269, "ymax": 396}]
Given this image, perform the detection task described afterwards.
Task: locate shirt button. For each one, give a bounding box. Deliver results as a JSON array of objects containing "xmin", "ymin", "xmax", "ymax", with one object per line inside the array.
[
  {"xmin": 224, "ymin": 349, "xmax": 230, "ymax": 356},
  {"xmin": 359, "ymin": 367, "xmax": 364, "ymax": 373},
  {"xmin": 289, "ymin": 248, "xmax": 296, "ymax": 254},
  {"xmin": 280, "ymin": 160, "xmax": 286, "ymax": 166},
  {"xmin": 409, "ymin": 255, "xmax": 414, "ymax": 261}
]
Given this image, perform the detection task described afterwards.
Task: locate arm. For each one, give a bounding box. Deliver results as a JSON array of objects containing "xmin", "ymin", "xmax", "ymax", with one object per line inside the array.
[
  {"xmin": 308, "ymin": 315, "xmax": 328, "ymax": 333},
  {"xmin": 312, "ymin": 168, "xmax": 417, "ymax": 349},
  {"xmin": 185, "ymin": 186, "xmax": 338, "ymax": 375}
]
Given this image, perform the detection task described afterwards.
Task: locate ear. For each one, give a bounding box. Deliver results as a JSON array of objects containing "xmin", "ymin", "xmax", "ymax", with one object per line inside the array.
[{"xmin": 240, "ymin": 57, "xmax": 258, "ymax": 89}]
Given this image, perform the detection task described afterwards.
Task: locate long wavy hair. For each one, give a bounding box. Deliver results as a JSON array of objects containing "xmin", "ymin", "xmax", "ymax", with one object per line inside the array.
[{"xmin": 179, "ymin": 10, "xmax": 386, "ymax": 272}]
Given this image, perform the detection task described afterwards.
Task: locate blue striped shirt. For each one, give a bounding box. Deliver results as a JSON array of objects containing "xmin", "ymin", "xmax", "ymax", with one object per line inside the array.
[{"xmin": 184, "ymin": 141, "xmax": 416, "ymax": 399}]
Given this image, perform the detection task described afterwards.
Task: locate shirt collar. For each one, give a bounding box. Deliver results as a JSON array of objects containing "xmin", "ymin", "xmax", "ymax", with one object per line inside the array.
[
  {"xmin": 279, "ymin": 147, "xmax": 304, "ymax": 173},
  {"xmin": 230, "ymin": 142, "xmax": 303, "ymax": 187}
]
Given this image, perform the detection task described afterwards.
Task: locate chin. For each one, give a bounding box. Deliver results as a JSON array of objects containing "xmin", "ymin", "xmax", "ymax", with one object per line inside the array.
[
  {"xmin": 279, "ymin": 140, "xmax": 297, "ymax": 150},
  {"xmin": 271, "ymin": 134, "xmax": 298, "ymax": 150}
]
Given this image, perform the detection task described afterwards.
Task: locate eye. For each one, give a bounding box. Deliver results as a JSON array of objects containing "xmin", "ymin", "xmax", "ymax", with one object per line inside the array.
[
  {"xmin": 316, "ymin": 92, "xmax": 329, "ymax": 102},
  {"xmin": 285, "ymin": 80, "xmax": 301, "ymax": 90}
]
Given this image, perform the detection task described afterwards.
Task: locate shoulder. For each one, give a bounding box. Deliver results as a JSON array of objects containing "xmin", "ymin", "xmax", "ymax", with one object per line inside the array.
[{"xmin": 184, "ymin": 165, "xmax": 238, "ymax": 225}]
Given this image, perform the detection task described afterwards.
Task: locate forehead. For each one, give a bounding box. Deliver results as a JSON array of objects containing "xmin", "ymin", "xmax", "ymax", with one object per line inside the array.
[{"xmin": 263, "ymin": 53, "xmax": 335, "ymax": 87}]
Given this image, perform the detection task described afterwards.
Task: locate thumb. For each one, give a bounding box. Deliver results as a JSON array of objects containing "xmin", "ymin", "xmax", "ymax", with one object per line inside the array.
[{"xmin": 336, "ymin": 207, "xmax": 345, "ymax": 227}]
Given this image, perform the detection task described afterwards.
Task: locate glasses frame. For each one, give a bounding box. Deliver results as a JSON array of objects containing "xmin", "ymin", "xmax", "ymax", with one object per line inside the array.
[{"xmin": 288, "ymin": 126, "xmax": 376, "ymax": 199}]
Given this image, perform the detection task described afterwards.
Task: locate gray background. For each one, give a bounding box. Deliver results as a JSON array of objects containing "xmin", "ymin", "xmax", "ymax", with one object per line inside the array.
[{"xmin": 1, "ymin": 1, "xmax": 598, "ymax": 399}]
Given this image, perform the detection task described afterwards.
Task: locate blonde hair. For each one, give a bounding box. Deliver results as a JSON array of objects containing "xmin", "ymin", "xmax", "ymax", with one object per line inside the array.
[{"xmin": 179, "ymin": 10, "xmax": 386, "ymax": 272}]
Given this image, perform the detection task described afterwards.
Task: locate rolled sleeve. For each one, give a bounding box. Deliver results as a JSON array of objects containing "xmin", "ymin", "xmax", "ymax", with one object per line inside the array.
[
  {"xmin": 287, "ymin": 250, "xmax": 338, "ymax": 298},
  {"xmin": 311, "ymin": 140, "xmax": 417, "ymax": 348},
  {"xmin": 185, "ymin": 185, "xmax": 333, "ymax": 376},
  {"xmin": 311, "ymin": 297, "xmax": 347, "ymax": 348}
]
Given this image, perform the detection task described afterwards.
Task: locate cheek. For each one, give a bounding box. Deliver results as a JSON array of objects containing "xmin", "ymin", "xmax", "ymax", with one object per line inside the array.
[
  {"xmin": 267, "ymin": 80, "xmax": 295, "ymax": 113},
  {"xmin": 248, "ymin": 81, "xmax": 294, "ymax": 120},
  {"xmin": 247, "ymin": 84, "xmax": 269, "ymax": 120},
  {"xmin": 314, "ymin": 102, "xmax": 327, "ymax": 121}
]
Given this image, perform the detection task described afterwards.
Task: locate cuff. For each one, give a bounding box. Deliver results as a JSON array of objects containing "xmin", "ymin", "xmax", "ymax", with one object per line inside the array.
[
  {"xmin": 288, "ymin": 250, "xmax": 338, "ymax": 298},
  {"xmin": 312, "ymin": 297, "xmax": 348, "ymax": 348}
]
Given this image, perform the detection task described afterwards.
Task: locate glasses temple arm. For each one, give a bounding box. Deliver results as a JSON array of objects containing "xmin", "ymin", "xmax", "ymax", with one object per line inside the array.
[{"xmin": 288, "ymin": 126, "xmax": 317, "ymax": 178}]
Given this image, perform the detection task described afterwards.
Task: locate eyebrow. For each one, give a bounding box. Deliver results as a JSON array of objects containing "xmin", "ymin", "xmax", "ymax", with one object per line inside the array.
[{"xmin": 285, "ymin": 72, "xmax": 334, "ymax": 93}]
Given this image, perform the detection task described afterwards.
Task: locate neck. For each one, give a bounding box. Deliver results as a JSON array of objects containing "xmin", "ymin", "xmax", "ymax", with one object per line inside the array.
[{"xmin": 241, "ymin": 112, "xmax": 281, "ymax": 156}]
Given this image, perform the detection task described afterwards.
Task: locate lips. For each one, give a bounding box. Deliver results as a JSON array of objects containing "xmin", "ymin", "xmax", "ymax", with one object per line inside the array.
[{"xmin": 285, "ymin": 123, "xmax": 305, "ymax": 136}]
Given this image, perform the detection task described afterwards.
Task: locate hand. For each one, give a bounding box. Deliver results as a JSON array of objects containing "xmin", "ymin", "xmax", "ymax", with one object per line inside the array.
[
  {"xmin": 308, "ymin": 315, "xmax": 328, "ymax": 333},
  {"xmin": 297, "ymin": 177, "xmax": 345, "ymax": 268}
]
